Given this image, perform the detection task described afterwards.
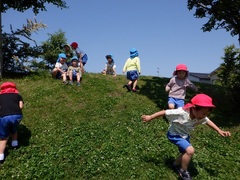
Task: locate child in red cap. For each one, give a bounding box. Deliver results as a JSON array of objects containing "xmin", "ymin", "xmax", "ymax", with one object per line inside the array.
[
  {"xmin": 0, "ymin": 82, "xmax": 24, "ymax": 164},
  {"xmin": 141, "ymin": 94, "xmax": 231, "ymax": 180},
  {"xmin": 165, "ymin": 64, "xmax": 198, "ymax": 109}
]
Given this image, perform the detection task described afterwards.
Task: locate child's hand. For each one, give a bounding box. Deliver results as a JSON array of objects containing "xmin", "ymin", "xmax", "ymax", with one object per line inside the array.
[
  {"xmin": 141, "ymin": 115, "xmax": 152, "ymax": 122},
  {"xmin": 218, "ymin": 130, "xmax": 231, "ymax": 137}
]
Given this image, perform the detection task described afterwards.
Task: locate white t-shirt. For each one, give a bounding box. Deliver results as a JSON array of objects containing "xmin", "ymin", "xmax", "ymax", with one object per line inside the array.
[
  {"xmin": 55, "ymin": 62, "xmax": 68, "ymax": 71},
  {"xmin": 105, "ymin": 62, "xmax": 116, "ymax": 74},
  {"xmin": 165, "ymin": 108, "xmax": 209, "ymax": 138}
]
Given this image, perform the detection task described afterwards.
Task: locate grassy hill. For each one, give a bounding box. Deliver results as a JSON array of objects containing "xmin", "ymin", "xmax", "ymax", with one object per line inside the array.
[{"xmin": 0, "ymin": 72, "xmax": 239, "ymax": 179}]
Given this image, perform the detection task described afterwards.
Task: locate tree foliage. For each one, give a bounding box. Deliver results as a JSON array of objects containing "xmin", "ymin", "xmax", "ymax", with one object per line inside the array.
[
  {"xmin": 40, "ymin": 30, "xmax": 67, "ymax": 65},
  {"xmin": 2, "ymin": 19, "xmax": 47, "ymax": 73},
  {"xmin": 187, "ymin": 0, "xmax": 240, "ymax": 43},
  {"xmin": 217, "ymin": 45, "xmax": 240, "ymax": 106},
  {"xmin": 1, "ymin": 0, "xmax": 68, "ymax": 14}
]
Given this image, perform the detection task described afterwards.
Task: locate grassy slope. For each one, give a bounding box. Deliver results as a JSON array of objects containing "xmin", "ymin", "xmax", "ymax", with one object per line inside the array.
[{"xmin": 0, "ymin": 72, "xmax": 239, "ymax": 180}]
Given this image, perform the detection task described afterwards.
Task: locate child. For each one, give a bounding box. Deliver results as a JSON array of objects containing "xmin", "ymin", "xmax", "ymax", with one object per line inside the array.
[
  {"xmin": 70, "ymin": 42, "xmax": 87, "ymax": 81},
  {"xmin": 102, "ymin": 55, "xmax": 116, "ymax": 77},
  {"xmin": 166, "ymin": 64, "xmax": 198, "ymax": 109},
  {"xmin": 67, "ymin": 56, "xmax": 82, "ymax": 86},
  {"xmin": 63, "ymin": 44, "xmax": 73, "ymax": 65},
  {"xmin": 141, "ymin": 93, "xmax": 231, "ymax": 180},
  {"xmin": 51, "ymin": 53, "xmax": 69, "ymax": 84},
  {"xmin": 70, "ymin": 42, "xmax": 88, "ymax": 67},
  {"xmin": 122, "ymin": 48, "xmax": 141, "ymax": 92},
  {"xmin": 0, "ymin": 82, "xmax": 24, "ymax": 164}
]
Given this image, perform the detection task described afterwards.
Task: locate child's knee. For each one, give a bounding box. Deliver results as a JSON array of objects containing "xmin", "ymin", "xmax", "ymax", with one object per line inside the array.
[{"xmin": 185, "ymin": 146, "xmax": 194, "ymax": 155}]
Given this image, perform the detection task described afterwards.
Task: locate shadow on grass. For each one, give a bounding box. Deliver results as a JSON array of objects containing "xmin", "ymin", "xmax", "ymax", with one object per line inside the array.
[
  {"xmin": 139, "ymin": 76, "xmax": 240, "ymax": 127},
  {"xmin": 4, "ymin": 124, "xmax": 31, "ymax": 163},
  {"xmin": 139, "ymin": 76, "xmax": 169, "ymax": 109},
  {"xmin": 18, "ymin": 124, "xmax": 32, "ymax": 147}
]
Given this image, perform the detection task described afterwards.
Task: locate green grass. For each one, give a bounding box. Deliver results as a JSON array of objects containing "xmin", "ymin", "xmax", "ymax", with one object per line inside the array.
[{"xmin": 0, "ymin": 72, "xmax": 239, "ymax": 179}]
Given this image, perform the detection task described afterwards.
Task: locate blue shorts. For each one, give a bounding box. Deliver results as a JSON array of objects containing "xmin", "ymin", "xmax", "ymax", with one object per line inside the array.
[
  {"xmin": 167, "ymin": 132, "xmax": 191, "ymax": 153},
  {"xmin": 82, "ymin": 54, "xmax": 88, "ymax": 65},
  {"xmin": 127, "ymin": 70, "xmax": 138, "ymax": 81},
  {"xmin": 0, "ymin": 115, "xmax": 23, "ymax": 139},
  {"xmin": 168, "ymin": 97, "xmax": 184, "ymax": 109}
]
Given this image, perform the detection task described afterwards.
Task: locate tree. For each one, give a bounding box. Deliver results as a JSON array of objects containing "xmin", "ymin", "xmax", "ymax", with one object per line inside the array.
[
  {"xmin": 0, "ymin": 0, "xmax": 68, "ymax": 78},
  {"xmin": 1, "ymin": 0, "xmax": 68, "ymax": 14},
  {"xmin": 187, "ymin": 0, "xmax": 240, "ymax": 44},
  {"xmin": 217, "ymin": 45, "xmax": 240, "ymax": 107},
  {"xmin": 40, "ymin": 29, "xmax": 67, "ymax": 66},
  {"xmin": 2, "ymin": 19, "xmax": 47, "ymax": 74}
]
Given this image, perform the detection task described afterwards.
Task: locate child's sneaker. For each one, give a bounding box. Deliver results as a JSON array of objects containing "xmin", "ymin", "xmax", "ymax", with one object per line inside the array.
[
  {"xmin": 179, "ymin": 169, "xmax": 192, "ymax": 180},
  {"xmin": 132, "ymin": 88, "xmax": 137, "ymax": 92},
  {"xmin": 77, "ymin": 82, "xmax": 81, "ymax": 86},
  {"xmin": 69, "ymin": 81, "xmax": 74, "ymax": 85},
  {"xmin": 123, "ymin": 84, "xmax": 131, "ymax": 91},
  {"xmin": 63, "ymin": 81, "xmax": 68, "ymax": 85}
]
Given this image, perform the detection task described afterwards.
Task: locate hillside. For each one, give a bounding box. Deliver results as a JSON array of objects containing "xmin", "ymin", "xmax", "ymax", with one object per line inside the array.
[{"xmin": 0, "ymin": 72, "xmax": 239, "ymax": 179}]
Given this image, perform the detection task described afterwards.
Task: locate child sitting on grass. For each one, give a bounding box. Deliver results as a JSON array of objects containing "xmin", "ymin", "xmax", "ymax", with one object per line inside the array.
[
  {"xmin": 67, "ymin": 56, "xmax": 82, "ymax": 86},
  {"xmin": 141, "ymin": 94, "xmax": 231, "ymax": 180},
  {"xmin": 102, "ymin": 54, "xmax": 116, "ymax": 77},
  {"xmin": 51, "ymin": 53, "xmax": 69, "ymax": 84},
  {"xmin": 0, "ymin": 82, "xmax": 24, "ymax": 164}
]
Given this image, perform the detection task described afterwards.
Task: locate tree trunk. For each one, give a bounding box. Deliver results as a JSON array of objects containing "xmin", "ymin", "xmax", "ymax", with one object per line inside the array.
[{"xmin": 0, "ymin": 9, "xmax": 3, "ymax": 78}]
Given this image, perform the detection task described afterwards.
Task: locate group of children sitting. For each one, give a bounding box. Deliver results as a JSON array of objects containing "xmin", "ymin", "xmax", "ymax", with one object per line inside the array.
[{"xmin": 51, "ymin": 42, "xmax": 88, "ymax": 86}]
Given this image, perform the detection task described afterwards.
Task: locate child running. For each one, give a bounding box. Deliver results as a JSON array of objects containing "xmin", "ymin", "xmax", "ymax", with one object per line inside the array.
[
  {"xmin": 166, "ymin": 64, "xmax": 198, "ymax": 109},
  {"xmin": 122, "ymin": 48, "xmax": 141, "ymax": 92},
  {"xmin": 0, "ymin": 82, "xmax": 24, "ymax": 164},
  {"xmin": 141, "ymin": 93, "xmax": 231, "ymax": 180}
]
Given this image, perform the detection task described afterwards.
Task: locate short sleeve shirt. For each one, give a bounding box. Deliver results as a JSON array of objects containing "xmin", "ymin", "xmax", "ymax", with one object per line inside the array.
[
  {"xmin": 0, "ymin": 93, "xmax": 23, "ymax": 117},
  {"xmin": 55, "ymin": 62, "xmax": 68, "ymax": 71},
  {"xmin": 165, "ymin": 108, "xmax": 209, "ymax": 138}
]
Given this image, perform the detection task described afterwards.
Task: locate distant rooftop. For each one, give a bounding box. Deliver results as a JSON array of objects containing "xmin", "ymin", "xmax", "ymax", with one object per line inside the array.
[{"xmin": 189, "ymin": 72, "xmax": 210, "ymax": 80}]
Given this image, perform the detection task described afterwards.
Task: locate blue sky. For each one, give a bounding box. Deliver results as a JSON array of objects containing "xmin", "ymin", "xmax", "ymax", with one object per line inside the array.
[{"xmin": 2, "ymin": 0, "xmax": 238, "ymax": 77}]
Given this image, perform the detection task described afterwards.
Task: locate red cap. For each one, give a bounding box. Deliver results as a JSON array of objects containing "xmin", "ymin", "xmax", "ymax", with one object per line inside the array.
[
  {"xmin": 0, "ymin": 82, "xmax": 19, "ymax": 94},
  {"xmin": 70, "ymin": 42, "xmax": 78, "ymax": 49},
  {"xmin": 184, "ymin": 94, "xmax": 215, "ymax": 109},
  {"xmin": 176, "ymin": 64, "xmax": 188, "ymax": 71}
]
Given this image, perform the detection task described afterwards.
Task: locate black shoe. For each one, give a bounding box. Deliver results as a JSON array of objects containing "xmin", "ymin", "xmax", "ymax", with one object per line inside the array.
[
  {"xmin": 179, "ymin": 169, "xmax": 192, "ymax": 180},
  {"xmin": 0, "ymin": 159, "xmax": 5, "ymax": 164},
  {"xmin": 123, "ymin": 84, "xmax": 131, "ymax": 91}
]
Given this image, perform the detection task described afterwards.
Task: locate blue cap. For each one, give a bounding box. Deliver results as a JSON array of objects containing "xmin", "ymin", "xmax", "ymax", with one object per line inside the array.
[
  {"xmin": 59, "ymin": 53, "xmax": 67, "ymax": 59},
  {"xmin": 71, "ymin": 56, "xmax": 79, "ymax": 61},
  {"xmin": 57, "ymin": 53, "xmax": 67, "ymax": 62},
  {"xmin": 130, "ymin": 48, "xmax": 139, "ymax": 58}
]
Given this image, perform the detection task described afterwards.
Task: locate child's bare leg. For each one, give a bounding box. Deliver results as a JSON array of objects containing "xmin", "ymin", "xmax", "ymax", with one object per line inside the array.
[
  {"xmin": 62, "ymin": 73, "xmax": 67, "ymax": 81},
  {"xmin": 127, "ymin": 81, "xmax": 132, "ymax": 85},
  {"xmin": 181, "ymin": 146, "xmax": 194, "ymax": 170},
  {"xmin": 168, "ymin": 103, "xmax": 175, "ymax": 109},
  {"xmin": 51, "ymin": 68, "xmax": 58, "ymax": 78},
  {"xmin": 77, "ymin": 73, "xmax": 80, "ymax": 83},
  {"xmin": 0, "ymin": 138, "xmax": 8, "ymax": 161},
  {"xmin": 68, "ymin": 72, "xmax": 73, "ymax": 81},
  {"xmin": 132, "ymin": 79, "xmax": 138, "ymax": 90}
]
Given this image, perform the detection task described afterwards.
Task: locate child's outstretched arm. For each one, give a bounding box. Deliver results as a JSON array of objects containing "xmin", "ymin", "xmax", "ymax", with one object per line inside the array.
[
  {"xmin": 206, "ymin": 120, "xmax": 231, "ymax": 137},
  {"xmin": 141, "ymin": 110, "xmax": 166, "ymax": 122}
]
